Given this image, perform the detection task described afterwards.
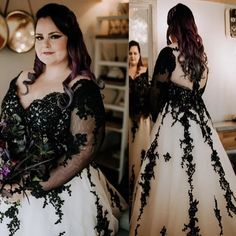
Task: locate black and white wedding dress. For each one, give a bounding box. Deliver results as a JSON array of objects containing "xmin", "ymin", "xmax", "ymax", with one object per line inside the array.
[
  {"xmin": 130, "ymin": 43, "xmax": 236, "ymax": 236},
  {"xmin": 129, "ymin": 71, "xmax": 151, "ymax": 200},
  {"xmin": 0, "ymin": 74, "xmax": 127, "ymax": 236}
]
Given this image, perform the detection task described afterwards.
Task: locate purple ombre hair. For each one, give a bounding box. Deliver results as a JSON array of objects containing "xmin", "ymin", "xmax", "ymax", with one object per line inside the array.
[
  {"xmin": 167, "ymin": 3, "xmax": 208, "ymax": 83},
  {"xmin": 25, "ymin": 3, "xmax": 101, "ymax": 107}
]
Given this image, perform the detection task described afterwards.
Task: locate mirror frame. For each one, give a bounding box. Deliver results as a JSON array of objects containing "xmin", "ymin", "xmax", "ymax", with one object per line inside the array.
[
  {"xmin": 6, "ymin": 10, "xmax": 35, "ymax": 53},
  {"xmin": 129, "ymin": 0, "xmax": 157, "ymax": 78}
]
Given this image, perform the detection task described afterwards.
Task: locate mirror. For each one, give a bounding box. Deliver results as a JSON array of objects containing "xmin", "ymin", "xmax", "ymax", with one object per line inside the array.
[
  {"xmin": 6, "ymin": 10, "xmax": 35, "ymax": 53},
  {"xmin": 129, "ymin": 0, "xmax": 156, "ymax": 77},
  {"xmin": 0, "ymin": 13, "xmax": 8, "ymax": 50}
]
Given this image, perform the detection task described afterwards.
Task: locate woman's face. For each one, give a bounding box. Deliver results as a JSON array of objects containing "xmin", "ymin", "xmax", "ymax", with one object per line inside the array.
[
  {"xmin": 35, "ymin": 17, "xmax": 68, "ymax": 66},
  {"xmin": 129, "ymin": 45, "xmax": 140, "ymax": 67}
]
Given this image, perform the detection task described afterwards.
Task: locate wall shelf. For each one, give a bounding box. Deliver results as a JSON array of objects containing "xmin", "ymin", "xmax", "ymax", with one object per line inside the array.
[
  {"xmin": 94, "ymin": 15, "xmax": 129, "ymax": 183},
  {"xmin": 97, "ymin": 61, "xmax": 127, "ymax": 67}
]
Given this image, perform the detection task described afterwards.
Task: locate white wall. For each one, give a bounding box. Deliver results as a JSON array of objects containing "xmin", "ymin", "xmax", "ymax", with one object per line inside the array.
[
  {"xmin": 0, "ymin": 0, "xmax": 120, "ymax": 104},
  {"xmin": 154, "ymin": 0, "xmax": 236, "ymax": 122},
  {"xmin": 1, "ymin": 0, "xmax": 235, "ymax": 122}
]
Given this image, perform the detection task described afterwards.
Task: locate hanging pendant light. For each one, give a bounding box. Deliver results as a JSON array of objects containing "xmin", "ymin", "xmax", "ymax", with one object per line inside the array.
[
  {"xmin": 4, "ymin": 0, "xmax": 35, "ymax": 53},
  {"xmin": 6, "ymin": 10, "xmax": 35, "ymax": 53}
]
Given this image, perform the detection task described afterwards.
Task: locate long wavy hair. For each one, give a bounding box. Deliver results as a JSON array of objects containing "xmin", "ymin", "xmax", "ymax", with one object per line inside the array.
[
  {"xmin": 25, "ymin": 3, "xmax": 101, "ymax": 107},
  {"xmin": 167, "ymin": 3, "xmax": 208, "ymax": 82},
  {"xmin": 129, "ymin": 40, "xmax": 144, "ymax": 75}
]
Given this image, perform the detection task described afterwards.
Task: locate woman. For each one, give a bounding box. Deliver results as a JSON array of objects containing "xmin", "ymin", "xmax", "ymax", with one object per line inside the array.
[
  {"xmin": 0, "ymin": 3, "xmax": 127, "ymax": 236},
  {"xmin": 130, "ymin": 4, "xmax": 236, "ymax": 236},
  {"xmin": 128, "ymin": 40, "xmax": 151, "ymax": 203}
]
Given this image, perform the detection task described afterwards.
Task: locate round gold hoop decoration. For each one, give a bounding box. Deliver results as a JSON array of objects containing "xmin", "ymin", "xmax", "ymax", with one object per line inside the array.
[
  {"xmin": 0, "ymin": 13, "xmax": 8, "ymax": 50},
  {"xmin": 6, "ymin": 10, "xmax": 35, "ymax": 53}
]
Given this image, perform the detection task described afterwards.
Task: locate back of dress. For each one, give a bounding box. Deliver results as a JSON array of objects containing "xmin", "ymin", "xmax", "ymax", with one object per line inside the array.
[
  {"xmin": 130, "ymin": 42, "xmax": 236, "ymax": 236},
  {"xmin": 149, "ymin": 42, "xmax": 208, "ymax": 122}
]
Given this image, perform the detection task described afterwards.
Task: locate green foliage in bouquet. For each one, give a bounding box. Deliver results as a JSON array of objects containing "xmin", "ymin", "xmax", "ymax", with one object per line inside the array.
[
  {"xmin": 0, "ymin": 113, "xmax": 55, "ymax": 188},
  {"xmin": 0, "ymin": 113, "xmax": 71, "ymax": 236}
]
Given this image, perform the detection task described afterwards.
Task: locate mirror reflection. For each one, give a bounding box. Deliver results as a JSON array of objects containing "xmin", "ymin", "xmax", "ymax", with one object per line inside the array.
[
  {"xmin": 6, "ymin": 11, "xmax": 35, "ymax": 53},
  {"xmin": 129, "ymin": 5, "xmax": 149, "ymax": 70},
  {"xmin": 129, "ymin": 1, "xmax": 154, "ymax": 77},
  {"xmin": 0, "ymin": 14, "xmax": 8, "ymax": 50}
]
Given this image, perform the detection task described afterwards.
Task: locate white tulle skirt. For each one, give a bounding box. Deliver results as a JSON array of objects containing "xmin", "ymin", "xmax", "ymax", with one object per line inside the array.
[
  {"xmin": 0, "ymin": 165, "xmax": 128, "ymax": 236},
  {"xmin": 129, "ymin": 116, "xmax": 151, "ymax": 197},
  {"xmin": 130, "ymin": 108, "xmax": 236, "ymax": 236}
]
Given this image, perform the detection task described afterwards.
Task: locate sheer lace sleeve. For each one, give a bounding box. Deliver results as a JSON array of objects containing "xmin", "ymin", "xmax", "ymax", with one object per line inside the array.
[
  {"xmin": 1, "ymin": 75, "xmax": 21, "ymax": 119},
  {"xmin": 41, "ymin": 80, "xmax": 105, "ymax": 191},
  {"xmin": 149, "ymin": 47, "xmax": 176, "ymax": 122}
]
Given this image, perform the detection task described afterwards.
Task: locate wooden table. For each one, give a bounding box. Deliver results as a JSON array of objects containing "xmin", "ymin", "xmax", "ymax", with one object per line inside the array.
[{"xmin": 214, "ymin": 121, "xmax": 236, "ymax": 151}]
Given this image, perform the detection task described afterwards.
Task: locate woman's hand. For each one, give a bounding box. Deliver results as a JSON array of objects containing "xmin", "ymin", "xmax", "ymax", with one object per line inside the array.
[
  {"xmin": 0, "ymin": 183, "xmax": 30, "ymax": 202},
  {"xmin": 39, "ymin": 181, "xmax": 48, "ymax": 191}
]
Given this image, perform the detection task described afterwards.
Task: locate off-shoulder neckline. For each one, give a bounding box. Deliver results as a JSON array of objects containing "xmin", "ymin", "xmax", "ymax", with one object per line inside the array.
[{"xmin": 11, "ymin": 74, "xmax": 94, "ymax": 111}]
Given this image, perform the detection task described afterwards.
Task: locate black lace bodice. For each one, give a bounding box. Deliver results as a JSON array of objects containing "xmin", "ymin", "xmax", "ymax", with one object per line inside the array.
[
  {"xmin": 129, "ymin": 71, "xmax": 150, "ymax": 120},
  {"xmin": 149, "ymin": 44, "xmax": 208, "ymax": 122},
  {"xmin": 0, "ymin": 75, "xmax": 105, "ymax": 189},
  {"xmin": 1, "ymin": 78, "xmax": 70, "ymax": 158},
  {"xmin": 163, "ymin": 82, "xmax": 211, "ymax": 121}
]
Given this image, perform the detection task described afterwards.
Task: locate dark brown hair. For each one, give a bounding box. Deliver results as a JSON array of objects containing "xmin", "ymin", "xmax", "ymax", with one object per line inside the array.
[
  {"xmin": 129, "ymin": 40, "xmax": 144, "ymax": 74},
  {"xmin": 24, "ymin": 3, "xmax": 102, "ymax": 107},
  {"xmin": 167, "ymin": 3, "xmax": 208, "ymax": 82}
]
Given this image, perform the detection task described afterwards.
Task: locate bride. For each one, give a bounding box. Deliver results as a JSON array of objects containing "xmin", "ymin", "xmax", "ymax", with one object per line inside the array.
[
  {"xmin": 0, "ymin": 3, "xmax": 127, "ymax": 236},
  {"xmin": 130, "ymin": 3, "xmax": 236, "ymax": 236}
]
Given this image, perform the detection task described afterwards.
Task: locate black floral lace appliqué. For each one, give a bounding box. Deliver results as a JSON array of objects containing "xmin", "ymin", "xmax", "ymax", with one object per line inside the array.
[
  {"xmin": 0, "ymin": 78, "xmax": 107, "ymax": 235},
  {"xmin": 86, "ymin": 167, "xmax": 113, "ymax": 236},
  {"xmin": 134, "ymin": 82, "xmax": 236, "ymax": 235},
  {"xmin": 163, "ymin": 152, "xmax": 172, "ymax": 162},
  {"xmin": 214, "ymin": 197, "xmax": 223, "ymax": 235},
  {"xmin": 160, "ymin": 226, "xmax": 167, "ymax": 236}
]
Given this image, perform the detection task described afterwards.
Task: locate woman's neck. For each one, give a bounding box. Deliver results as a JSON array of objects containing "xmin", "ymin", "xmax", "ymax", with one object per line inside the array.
[
  {"xmin": 129, "ymin": 65, "xmax": 138, "ymax": 79},
  {"xmin": 43, "ymin": 63, "xmax": 71, "ymax": 81}
]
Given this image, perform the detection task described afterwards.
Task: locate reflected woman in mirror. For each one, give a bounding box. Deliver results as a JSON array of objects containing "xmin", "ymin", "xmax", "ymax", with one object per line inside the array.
[
  {"xmin": 0, "ymin": 3, "xmax": 127, "ymax": 235},
  {"xmin": 129, "ymin": 40, "xmax": 151, "ymax": 204},
  {"xmin": 130, "ymin": 4, "xmax": 236, "ymax": 235}
]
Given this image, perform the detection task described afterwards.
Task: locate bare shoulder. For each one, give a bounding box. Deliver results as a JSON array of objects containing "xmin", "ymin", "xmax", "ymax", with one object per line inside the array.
[
  {"xmin": 136, "ymin": 66, "xmax": 147, "ymax": 77},
  {"xmin": 68, "ymin": 75, "xmax": 91, "ymax": 88},
  {"xmin": 140, "ymin": 66, "xmax": 147, "ymax": 74}
]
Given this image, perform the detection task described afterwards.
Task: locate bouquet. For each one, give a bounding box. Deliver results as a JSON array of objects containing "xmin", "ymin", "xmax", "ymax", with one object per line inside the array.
[
  {"xmin": 0, "ymin": 114, "xmax": 72, "ymax": 236},
  {"xmin": 0, "ymin": 114, "xmax": 55, "ymax": 194}
]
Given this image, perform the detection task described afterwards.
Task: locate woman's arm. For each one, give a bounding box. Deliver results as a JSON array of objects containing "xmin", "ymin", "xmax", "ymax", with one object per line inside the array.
[
  {"xmin": 149, "ymin": 47, "xmax": 176, "ymax": 122},
  {"xmin": 40, "ymin": 81, "xmax": 105, "ymax": 191}
]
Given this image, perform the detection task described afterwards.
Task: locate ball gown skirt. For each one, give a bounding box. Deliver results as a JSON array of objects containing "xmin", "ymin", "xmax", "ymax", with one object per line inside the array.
[
  {"xmin": 0, "ymin": 164, "xmax": 128, "ymax": 236},
  {"xmin": 129, "ymin": 116, "xmax": 151, "ymax": 199},
  {"xmin": 130, "ymin": 105, "xmax": 236, "ymax": 236}
]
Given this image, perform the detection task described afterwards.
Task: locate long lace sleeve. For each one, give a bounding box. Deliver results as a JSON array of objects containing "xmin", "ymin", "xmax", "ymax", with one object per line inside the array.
[
  {"xmin": 149, "ymin": 47, "xmax": 176, "ymax": 122},
  {"xmin": 1, "ymin": 76, "xmax": 20, "ymax": 119},
  {"xmin": 41, "ymin": 80, "xmax": 105, "ymax": 191}
]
